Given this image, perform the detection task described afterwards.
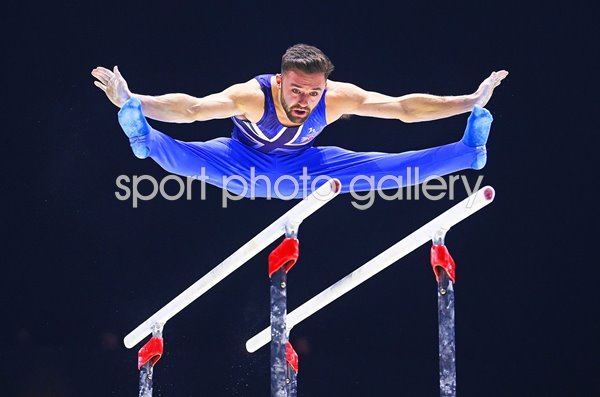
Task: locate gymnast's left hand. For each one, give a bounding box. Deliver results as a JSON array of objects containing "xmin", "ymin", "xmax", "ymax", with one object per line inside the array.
[
  {"xmin": 473, "ymin": 70, "xmax": 509, "ymax": 108},
  {"xmin": 91, "ymin": 65, "xmax": 132, "ymax": 108}
]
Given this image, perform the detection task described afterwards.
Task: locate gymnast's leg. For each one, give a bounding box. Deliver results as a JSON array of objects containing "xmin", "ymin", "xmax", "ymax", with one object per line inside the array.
[
  {"xmin": 117, "ymin": 97, "xmax": 236, "ymax": 180},
  {"xmin": 282, "ymin": 106, "xmax": 493, "ymax": 195},
  {"xmin": 117, "ymin": 97, "xmax": 283, "ymax": 197}
]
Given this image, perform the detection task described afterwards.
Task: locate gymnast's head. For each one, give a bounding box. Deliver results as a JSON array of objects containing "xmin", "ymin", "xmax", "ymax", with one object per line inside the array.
[{"xmin": 276, "ymin": 44, "xmax": 334, "ymax": 123}]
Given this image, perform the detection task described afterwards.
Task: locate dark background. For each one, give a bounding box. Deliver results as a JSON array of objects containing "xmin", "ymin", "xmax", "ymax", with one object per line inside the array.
[{"xmin": 2, "ymin": 2, "xmax": 598, "ymax": 396}]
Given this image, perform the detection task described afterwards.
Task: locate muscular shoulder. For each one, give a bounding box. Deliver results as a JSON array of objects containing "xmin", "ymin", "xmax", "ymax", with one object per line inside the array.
[
  {"xmin": 226, "ymin": 79, "xmax": 264, "ymax": 115},
  {"xmin": 324, "ymin": 80, "xmax": 367, "ymax": 123}
]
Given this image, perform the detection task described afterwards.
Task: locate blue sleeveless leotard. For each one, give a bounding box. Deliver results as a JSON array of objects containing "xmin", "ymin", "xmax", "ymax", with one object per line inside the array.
[{"xmin": 231, "ymin": 74, "xmax": 327, "ymax": 155}]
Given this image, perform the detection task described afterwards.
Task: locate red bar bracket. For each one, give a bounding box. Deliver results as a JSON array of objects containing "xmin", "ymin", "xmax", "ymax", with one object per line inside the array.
[
  {"xmin": 138, "ymin": 336, "xmax": 164, "ymax": 369},
  {"xmin": 269, "ymin": 238, "xmax": 299, "ymax": 278},
  {"xmin": 430, "ymin": 244, "xmax": 456, "ymax": 283},
  {"xmin": 286, "ymin": 342, "xmax": 299, "ymax": 373}
]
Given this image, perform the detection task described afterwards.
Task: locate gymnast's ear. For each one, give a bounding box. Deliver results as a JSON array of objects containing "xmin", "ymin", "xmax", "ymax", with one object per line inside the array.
[{"xmin": 275, "ymin": 74, "xmax": 282, "ymax": 87}]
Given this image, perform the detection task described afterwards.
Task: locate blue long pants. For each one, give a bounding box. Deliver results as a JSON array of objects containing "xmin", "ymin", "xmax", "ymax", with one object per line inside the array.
[{"xmin": 122, "ymin": 103, "xmax": 491, "ymax": 199}]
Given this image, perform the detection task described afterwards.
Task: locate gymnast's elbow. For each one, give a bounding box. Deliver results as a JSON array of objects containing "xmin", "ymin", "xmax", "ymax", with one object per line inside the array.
[
  {"xmin": 183, "ymin": 104, "xmax": 209, "ymax": 123},
  {"xmin": 397, "ymin": 110, "xmax": 420, "ymax": 123}
]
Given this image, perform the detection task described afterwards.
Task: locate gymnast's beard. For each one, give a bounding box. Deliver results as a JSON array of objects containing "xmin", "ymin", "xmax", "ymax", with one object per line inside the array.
[{"xmin": 281, "ymin": 94, "xmax": 311, "ymax": 124}]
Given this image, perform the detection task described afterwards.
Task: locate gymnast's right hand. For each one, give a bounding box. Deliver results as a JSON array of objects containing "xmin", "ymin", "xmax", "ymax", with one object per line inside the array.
[{"xmin": 91, "ymin": 66, "xmax": 132, "ymax": 108}]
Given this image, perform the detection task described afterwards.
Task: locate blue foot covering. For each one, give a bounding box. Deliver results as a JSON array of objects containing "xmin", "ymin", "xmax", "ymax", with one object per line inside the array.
[
  {"xmin": 118, "ymin": 97, "xmax": 151, "ymax": 159},
  {"xmin": 461, "ymin": 105, "xmax": 493, "ymax": 170}
]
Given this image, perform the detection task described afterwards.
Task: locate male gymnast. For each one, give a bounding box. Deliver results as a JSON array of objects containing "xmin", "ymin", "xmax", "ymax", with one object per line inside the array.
[{"xmin": 92, "ymin": 43, "xmax": 507, "ymax": 198}]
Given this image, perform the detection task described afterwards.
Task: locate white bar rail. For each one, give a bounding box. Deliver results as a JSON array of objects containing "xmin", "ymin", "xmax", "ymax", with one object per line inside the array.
[
  {"xmin": 125, "ymin": 179, "xmax": 341, "ymax": 349},
  {"xmin": 246, "ymin": 186, "xmax": 495, "ymax": 353}
]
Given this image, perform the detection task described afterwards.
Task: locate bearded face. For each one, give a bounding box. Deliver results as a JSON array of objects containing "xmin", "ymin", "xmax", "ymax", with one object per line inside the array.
[{"xmin": 278, "ymin": 69, "xmax": 326, "ymax": 124}]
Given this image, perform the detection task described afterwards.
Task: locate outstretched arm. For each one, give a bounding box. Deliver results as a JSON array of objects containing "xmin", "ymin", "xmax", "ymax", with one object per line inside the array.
[
  {"xmin": 326, "ymin": 70, "xmax": 508, "ymax": 123},
  {"xmin": 91, "ymin": 66, "xmax": 261, "ymax": 123}
]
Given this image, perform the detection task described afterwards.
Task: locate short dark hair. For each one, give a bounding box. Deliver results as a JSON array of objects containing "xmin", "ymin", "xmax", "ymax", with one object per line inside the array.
[{"xmin": 281, "ymin": 43, "xmax": 335, "ymax": 79}]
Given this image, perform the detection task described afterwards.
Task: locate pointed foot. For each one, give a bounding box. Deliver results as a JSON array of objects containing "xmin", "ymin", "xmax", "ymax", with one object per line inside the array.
[
  {"xmin": 118, "ymin": 97, "xmax": 151, "ymax": 159},
  {"xmin": 462, "ymin": 105, "xmax": 493, "ymax": 169},
  {"xmin": 462, "ymin": 105, "xmax": 493, "ymax": 147}
]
